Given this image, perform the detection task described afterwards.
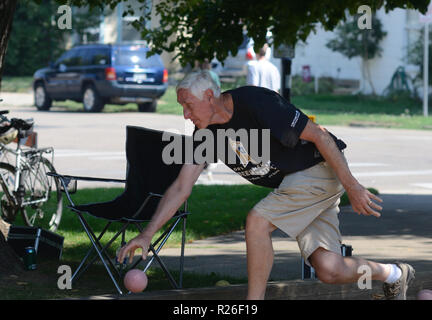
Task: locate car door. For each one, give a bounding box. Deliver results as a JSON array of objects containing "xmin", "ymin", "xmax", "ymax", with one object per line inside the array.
[
  {"xmin": 83, "ymin": 47, "xmax": 110, "ymax": 85},
  {"xmin": 44, "ymin": 50, "xmax": 75, "ymax": 98},
  {"xmin": 61, "ymin": 48, "xmax": 84, "ymax": 99}
]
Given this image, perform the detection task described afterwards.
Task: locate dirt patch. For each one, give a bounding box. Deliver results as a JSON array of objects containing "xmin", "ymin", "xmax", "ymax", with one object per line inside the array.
[{"xmin": 0, "ymin": 259, "xmax": 121, "ymax": 299}]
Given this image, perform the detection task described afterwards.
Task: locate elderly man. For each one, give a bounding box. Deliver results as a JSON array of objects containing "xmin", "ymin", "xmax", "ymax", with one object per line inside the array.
[{"xmin": 118, "ymin": 71, "xmax": 414, "ymax": 300}]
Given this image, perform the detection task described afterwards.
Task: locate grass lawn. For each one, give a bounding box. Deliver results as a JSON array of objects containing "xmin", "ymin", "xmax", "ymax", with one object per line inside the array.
[
  {"xmin": 291, "ymin": 94, "xmax": 432, "ymax": 130},
  {"xmin": 1, "ymin": 76, "xmax": 33, "ymax": 93}
]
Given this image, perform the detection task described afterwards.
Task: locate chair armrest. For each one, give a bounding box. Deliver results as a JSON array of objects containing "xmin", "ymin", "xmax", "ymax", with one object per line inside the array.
[
  {"xmin": 47, "ymin": 172, "xmax": 126, "ymax": 183},
  {"xmin": 47, "ymin": 172, "xmax": 126, "ymax": 207}
]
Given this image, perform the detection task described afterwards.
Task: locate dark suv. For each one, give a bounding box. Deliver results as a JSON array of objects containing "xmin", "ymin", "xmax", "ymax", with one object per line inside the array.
[{"xmin": 33, "ymin": 44, "xmax": 168, "ymax": 112}]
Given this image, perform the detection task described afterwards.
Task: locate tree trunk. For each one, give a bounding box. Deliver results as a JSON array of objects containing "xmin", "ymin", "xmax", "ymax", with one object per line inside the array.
[
  {"xmin": 364, "ymin": 59, "xmax": 377, "ymax": 95},
  {"xmin": 0, "ymin": 0, "xmax": 18, "ymax": 91},
  {"xmin": 0, "ymin": 0, "xmax": 23, "ymax": 278},
  {"xmin": 361, "ymin": 31, "xmax": 376, "ymax": 96}
]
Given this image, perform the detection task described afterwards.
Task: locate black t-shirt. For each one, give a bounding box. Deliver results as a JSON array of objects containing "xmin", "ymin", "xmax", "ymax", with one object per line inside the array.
[{"xmin": 193, "ymin": 86, "xmax": 346, "ymax": 188}]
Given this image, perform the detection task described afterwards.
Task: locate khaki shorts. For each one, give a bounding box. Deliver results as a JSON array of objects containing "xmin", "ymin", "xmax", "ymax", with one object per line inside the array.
[{"xmin": 253, "ymin": 161, "xmax": 345, "ymax": 266}]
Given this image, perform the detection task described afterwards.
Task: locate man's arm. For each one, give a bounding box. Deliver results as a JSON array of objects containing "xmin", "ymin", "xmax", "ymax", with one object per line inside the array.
[
  {"xmin": 299, "ymin": 120, "xmax": 383, "ymax": 217},
  {"xmin": 117, "ymin": 163, "xmax": 205, "ymax": 263}
]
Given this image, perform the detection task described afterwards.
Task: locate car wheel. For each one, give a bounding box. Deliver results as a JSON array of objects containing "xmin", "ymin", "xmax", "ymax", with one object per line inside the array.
[
  {"xmin": 82, "ymin": 85, "xmax": 104, "ymax": 112},
  {"xmin": 137, "ymin": 100, "xmax": 157, "ymax": 112},
  {"xmin": 34, "ymin": 83, "xmax": 52, "ymax": 111}
]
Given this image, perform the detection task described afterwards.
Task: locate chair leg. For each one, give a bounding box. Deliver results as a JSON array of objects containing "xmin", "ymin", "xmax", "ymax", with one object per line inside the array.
[
  {"xmin": 135, "ymin": 218, "xmax": 183, "ymax": 289},
  {"xmin": 71, "ymin": 221, "xmax": 112, "ymax": 282},
  {"xmin": 179, "ymin": 215, "xmax": 187, "ymax": 288},
  {"xmin": 77, "ymin": 221, "xmax": 133, "ymax": 281},
  {"xmin": 75, "ymin": 213, "xmax": 124, "ymax": 294},
  {"xmin": 148, "ymin": 244, "xmax": 179, "ymax": 289}
]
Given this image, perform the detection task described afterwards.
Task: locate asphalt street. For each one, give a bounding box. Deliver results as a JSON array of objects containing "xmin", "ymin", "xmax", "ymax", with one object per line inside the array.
[{"xmin": 1, "ymin": 92, "xmax": 431, "ymax": 195}]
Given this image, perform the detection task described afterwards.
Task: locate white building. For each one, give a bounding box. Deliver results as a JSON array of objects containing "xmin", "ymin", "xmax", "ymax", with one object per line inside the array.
[{"xmin": 281, "ymin": 8, "xmax": 424, "ymax": 95}]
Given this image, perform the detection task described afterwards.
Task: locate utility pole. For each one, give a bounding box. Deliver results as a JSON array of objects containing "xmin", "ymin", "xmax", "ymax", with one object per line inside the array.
[
  {"xmin": 420, "ymin": 3, "xmax": 432, "ymax": 117},
  {"xmin": 424, "ymin": 22, "xmax": 429, "ymax": 117},
  {"xmin": 274, "ymin": 44, "xmax": 295, "ymax": 103},
  {"xmin": 281, "ymin": 57, "xmax": 292, "ymax": 102}
]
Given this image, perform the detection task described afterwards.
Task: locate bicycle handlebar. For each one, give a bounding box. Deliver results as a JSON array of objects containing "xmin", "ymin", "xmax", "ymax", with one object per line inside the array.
[
  {"xmin": 0, "ymin": 110, "xmax": 33, "ymax": 131},
  {"xmin": 10, "ymin": 118, "xmax": 34, "ymax": 130}
]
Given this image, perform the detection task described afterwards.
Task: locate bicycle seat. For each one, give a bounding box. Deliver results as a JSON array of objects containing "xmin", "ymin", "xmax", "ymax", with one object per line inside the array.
[{"xmin": 10, "ymin": 118, "xmax": 34, "ymax": 131}]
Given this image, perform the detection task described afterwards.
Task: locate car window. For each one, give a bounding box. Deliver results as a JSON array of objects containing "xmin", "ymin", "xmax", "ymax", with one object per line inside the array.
[
  {"xmin": 113, "ymin": 48, "xmax": 163, "ymax": 68},
  {"xmin": 83, "ymin": 48, "xmax": 111, "ymax": 66},
  {"xmin": 55, "ymin": 50, "xmax": 74, "ymax": 66},
  {"xmin": 58, "ymin": 49, "xmax": 83, "ymax": 67},
  {"xmin": 93, "ymin": 49, "xmax": 110, "ymax": 65}
]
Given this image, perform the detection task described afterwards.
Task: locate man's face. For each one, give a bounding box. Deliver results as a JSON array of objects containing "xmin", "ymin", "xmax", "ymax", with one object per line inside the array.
[{"xmin": 177, "ymin": 88, "xmax": 213, "ymax": 129}]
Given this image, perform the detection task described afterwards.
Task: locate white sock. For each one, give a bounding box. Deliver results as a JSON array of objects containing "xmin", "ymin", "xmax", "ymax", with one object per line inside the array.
[{"xmin": 384, "ymin": 264, "xmax": 402, "ymax": 284}]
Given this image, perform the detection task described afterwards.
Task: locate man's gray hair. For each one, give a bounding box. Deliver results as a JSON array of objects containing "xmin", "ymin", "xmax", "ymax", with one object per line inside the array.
[{"xmin": 176, "ymin": 70, "xmax": 221, "ymax": 100}]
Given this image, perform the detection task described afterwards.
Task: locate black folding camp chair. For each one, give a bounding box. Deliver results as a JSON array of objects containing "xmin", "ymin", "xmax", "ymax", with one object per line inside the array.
[{"xmin": 49, "ymin": 126, "xmax": 190, "ymax": 294}]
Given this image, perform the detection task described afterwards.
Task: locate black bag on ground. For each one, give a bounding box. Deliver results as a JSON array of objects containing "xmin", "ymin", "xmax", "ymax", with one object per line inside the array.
[{"xmin": 7, "ymin": 225, "xmax": 64, "ymax": 259}]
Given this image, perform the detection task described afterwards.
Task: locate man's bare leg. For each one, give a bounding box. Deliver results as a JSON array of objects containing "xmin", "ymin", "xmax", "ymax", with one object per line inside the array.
[
  {"xmin": 309, "ymin": 247, "xmax": 391, "ymax": 284},
  {"xmin": 245, "ymin": 210, "xmax": 277, "ymax": 300}
]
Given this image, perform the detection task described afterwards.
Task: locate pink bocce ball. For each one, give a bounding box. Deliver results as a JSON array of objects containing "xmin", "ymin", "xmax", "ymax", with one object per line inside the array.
[{"xmin": 123, "ymin": 269, "xmax": 148, "ymax": 293}]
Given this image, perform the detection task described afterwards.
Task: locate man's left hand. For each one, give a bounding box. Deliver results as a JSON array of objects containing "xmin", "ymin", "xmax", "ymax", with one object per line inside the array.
[{"xmin": 345, "ymin": 183, "xmax": 383, "ymax": 217}]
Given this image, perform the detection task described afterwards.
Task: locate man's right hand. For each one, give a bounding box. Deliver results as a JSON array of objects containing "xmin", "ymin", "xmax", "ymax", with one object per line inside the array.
[{"xmin": 117, "ymin": 234, "xmax": 152, "ymax": 264}]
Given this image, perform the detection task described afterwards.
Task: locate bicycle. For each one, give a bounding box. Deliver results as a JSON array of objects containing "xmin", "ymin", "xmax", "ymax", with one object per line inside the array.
[{"xmin": 0, "ymin": 110, "xmax": 63, "ymax": 231}]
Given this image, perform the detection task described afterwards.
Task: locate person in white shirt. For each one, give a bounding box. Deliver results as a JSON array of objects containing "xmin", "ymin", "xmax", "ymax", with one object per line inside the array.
[{"xmin": 247, "ymin": 44, "xmax": 281, "ymax": 93}]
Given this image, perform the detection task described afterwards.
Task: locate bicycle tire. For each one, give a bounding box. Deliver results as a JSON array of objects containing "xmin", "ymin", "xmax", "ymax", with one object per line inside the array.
[
  {"xmin": 20, "ymin": 156, "xmax": 63, "ymax": 232},
  {"xmin": 0, "ymin": 162, "xmax": 18, "ymax": 223}
]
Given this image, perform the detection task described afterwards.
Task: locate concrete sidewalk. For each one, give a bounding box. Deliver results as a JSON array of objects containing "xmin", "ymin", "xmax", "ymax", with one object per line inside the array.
[{"xmin": 0, "ymin": 92, "xmax": 33, "ymax": 107}]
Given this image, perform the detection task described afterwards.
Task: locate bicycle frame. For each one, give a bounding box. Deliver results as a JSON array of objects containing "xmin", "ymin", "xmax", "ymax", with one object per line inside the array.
[{"xmin": 0, "ymin": 142, "xmax": 54, "ymax": 208}]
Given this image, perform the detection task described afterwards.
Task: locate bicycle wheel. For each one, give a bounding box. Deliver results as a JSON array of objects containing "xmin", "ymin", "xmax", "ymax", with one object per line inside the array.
[
  {"xmin": 0, "ymin": 162, "xmax": 18, "ymax": 223},
  {"xmin": 20, "ymin": 156, "xmax": 63, "ymax": 232}
]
